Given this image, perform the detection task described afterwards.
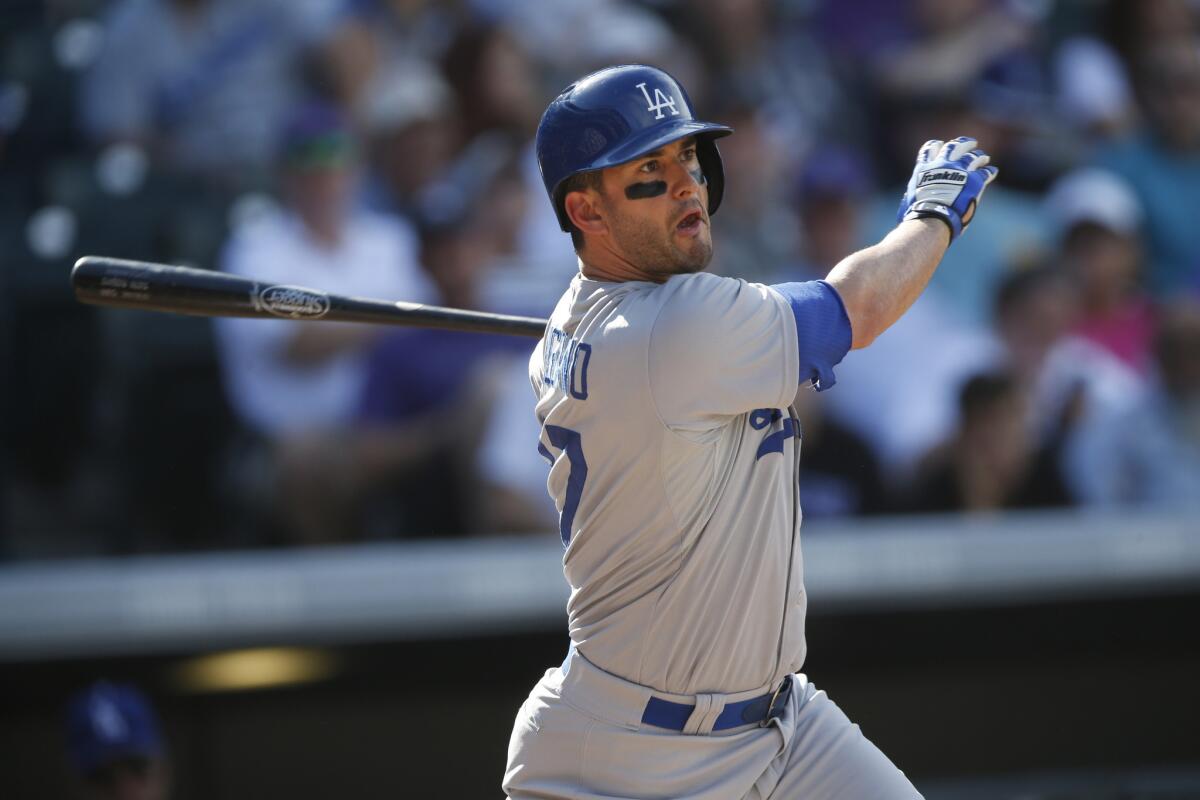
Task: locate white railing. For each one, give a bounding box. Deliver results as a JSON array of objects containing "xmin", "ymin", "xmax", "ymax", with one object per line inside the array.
[{"xmin": 1, "ymin": 509, "xmax": 1196, "ymax": 661}]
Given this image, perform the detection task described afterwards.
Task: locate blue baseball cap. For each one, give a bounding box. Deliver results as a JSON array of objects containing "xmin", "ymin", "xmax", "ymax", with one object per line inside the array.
[
  {"xmin": 66, "ymin": 681, "xmax": 164, "ymax": 775},
  {"xmin": 795, "ymin": 146, "xmax": 872, "ymax": 203},
  {"xmin": 280, "ymin": 102, "xmax": 355, "ymax": 169}
]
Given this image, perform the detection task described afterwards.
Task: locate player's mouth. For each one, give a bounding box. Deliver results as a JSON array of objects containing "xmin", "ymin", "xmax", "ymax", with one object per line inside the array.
[{"xmin": 675, "ymin": 209, "xmax": 705, "ymax": 237}]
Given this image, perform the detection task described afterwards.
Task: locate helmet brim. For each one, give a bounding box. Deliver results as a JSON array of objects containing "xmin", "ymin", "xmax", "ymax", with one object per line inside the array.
[{"xmin": 588, "ymin": 120, "xmax": 732, "ymax": 171}]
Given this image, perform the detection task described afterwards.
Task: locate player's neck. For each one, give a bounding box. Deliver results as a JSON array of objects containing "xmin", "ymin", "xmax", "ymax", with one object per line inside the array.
[{"xmin": 578, "ymin": 244, "xmax": 664, "ymax": 284}]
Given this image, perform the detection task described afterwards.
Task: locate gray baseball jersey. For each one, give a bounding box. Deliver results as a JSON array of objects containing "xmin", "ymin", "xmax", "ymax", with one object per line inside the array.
[{"xmin": 530, "ymin": 270, "xmax": 851, "ymax": 696}]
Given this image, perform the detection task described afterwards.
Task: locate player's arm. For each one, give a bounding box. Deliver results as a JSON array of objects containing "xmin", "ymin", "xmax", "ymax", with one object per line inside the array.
[
  {"xmin": 825, "ymin": 136, "xmax": 998, "ymax": 350},
  {"xmin": 824, "ymin": 217, "xmax": 948, "ymax": 350}
]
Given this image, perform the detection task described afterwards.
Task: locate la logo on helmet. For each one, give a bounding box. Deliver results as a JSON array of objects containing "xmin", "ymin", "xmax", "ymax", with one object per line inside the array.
[{"xmin": 636, "ymin": 82, "xmax": 679, "ymax": 120}]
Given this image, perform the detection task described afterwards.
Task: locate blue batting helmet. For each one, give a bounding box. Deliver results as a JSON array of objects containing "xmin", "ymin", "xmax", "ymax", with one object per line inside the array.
[
  {"xmin": 536, "ymin": 64, "xmax": 733, "ymax": 232},
  {"xmin": 66, "ymin": 681, "xmax": 164, "ymax": 775}
]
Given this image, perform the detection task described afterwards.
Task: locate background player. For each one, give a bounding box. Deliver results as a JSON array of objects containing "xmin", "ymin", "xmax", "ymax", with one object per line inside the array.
[
  {"xmin": 505, "ymin": 65, "xmax": 996, "ymax": 799},
  {"xmin": 66, "ymin": 681, "xmax": 170, "ymax": 800}
]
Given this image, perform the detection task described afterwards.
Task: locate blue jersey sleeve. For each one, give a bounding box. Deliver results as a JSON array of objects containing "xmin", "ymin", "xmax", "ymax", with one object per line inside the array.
[{"xmin": 769, "ymin": 280, "xmax": 853, "ymax": 391}]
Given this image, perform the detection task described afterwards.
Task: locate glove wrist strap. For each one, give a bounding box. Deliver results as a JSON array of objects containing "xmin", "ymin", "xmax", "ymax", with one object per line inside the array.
[{"xmin": 903, "ymin": 201, "xmax": 958, "ymax": 240}]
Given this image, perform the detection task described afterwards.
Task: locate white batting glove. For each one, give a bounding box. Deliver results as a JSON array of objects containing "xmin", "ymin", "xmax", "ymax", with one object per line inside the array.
[{"xmin": 896, "ymin": 136, "xmax": 999, "ymax": 241}]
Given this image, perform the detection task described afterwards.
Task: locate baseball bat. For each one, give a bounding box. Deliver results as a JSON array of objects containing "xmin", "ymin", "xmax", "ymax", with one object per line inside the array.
[{"xmin": 71, "ymin": 256, "xmax": 549, "ymax": 338}]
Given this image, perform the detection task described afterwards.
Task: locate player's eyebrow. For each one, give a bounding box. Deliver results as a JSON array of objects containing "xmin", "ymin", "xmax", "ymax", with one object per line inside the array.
[{"xmin": 635, "ymin": 138, "xmax": 698, "ymax": 163}]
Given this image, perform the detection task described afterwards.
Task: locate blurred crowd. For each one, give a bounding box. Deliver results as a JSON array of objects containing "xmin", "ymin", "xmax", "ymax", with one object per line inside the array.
[{"xmin": 2, "ymin": 0, "xmax": 1199, "ymax": 558}]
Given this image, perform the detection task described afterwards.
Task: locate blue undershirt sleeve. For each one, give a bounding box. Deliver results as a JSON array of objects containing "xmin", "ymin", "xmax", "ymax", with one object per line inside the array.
[{"xmin": 769, "ymin": 280, "xmax": 853, "ymax": 391}]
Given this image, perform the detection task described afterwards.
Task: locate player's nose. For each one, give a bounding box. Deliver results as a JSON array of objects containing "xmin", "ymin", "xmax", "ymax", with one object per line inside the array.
[{"xmin": 667, "ymin": 159, "xmax": 702, "ymax": 201}]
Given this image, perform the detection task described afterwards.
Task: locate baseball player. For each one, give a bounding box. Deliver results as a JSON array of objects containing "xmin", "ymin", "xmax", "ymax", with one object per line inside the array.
[{"xmin": 505, "ymin": 65, "xmax": 997, "ymax": 799}]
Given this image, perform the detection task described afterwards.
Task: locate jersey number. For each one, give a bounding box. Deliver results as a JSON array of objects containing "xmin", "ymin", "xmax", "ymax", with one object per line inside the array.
[
  {"xmin": 538, "ymin": 425, "xmax": 588, "ymax": 547},
  {"xmin": 751, "ymin": 408, "xmax": 798, "ymax": 459}
]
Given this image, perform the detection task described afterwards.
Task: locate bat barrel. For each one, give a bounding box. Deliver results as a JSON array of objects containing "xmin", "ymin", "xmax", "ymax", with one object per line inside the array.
[{"xmin": 71, "ymin": 256, "xmax": 549, "ymax": 338}]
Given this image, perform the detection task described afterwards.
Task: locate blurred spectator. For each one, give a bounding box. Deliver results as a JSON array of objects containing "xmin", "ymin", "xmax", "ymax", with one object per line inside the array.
[
  {"xmin": 1044, "ymin": 167, "xmax": 1156, "ymax": 372},
  {"xmin": 677, "ymin": 0, "xmax": 860, "ymax": 153},
  {"xmin": 969, "ymin": 48, "xmax": 1069, "ymax": 192},
  {"xmin": 66, "ymin": 681, "xmax": 169, "ymax": 800},
  {"xmin": 867, "ymin": 1, "xmax": 1059, "ymax": 192},
  {"xmin": 1053, "ymin": 1, "xmax": 1198, "ymax": 148},
  {"xmin": 812, "ymin": 0, "xmax": 911, "ymax": 64},
  {"xmin": 906, "ymin": 371, "xmax": 1071, "ymax": 513},
  {"xmin": 495, "ymin": 167, "xmax": 580, "ymax": 318},
  {"xmin": 214, "ymin": 103, "xmax": 432, "ymax": 543},
  {"xmin": 1101, "ymin": 0, "xmax": 1198, "ymax": 77},
  {"xmin": 480, "ymin": 0, "xmax": 678, "ymax": 80},
  {"xmin": 476, "ymin": 353, "xmax": 559, "ymax": 534},
  {"xmin": 777, "ymin": 145, "xmax": 873, "ymax": 281},
  {"xmin": 991, "ymin": 265, "xmax": 1146, "ymax": 507},
  {"xmin": 872, "ymin": 0, "xmax": 1032, "ymax": 106},
  {"xmin": 351, "ymin": 210, "xmax": 531, "ymax": 537},
  {"xmin": 817, "ymin": 292, "xmax": 1002, "ymax": 477},
  {"xmin": 1054, "ymin": 35, "xmax": 1137, "ymax": 144},
  {"xmin": 438, "ymin": 20, "xmax": 580, "ymax": 315},
  {"xmin": 357, "ymin": 59, "xmax": 460, "ymax": 219},
  {"xmin": 1074, "ymin": 299, "xmax": 1200, "ymax": 508},
  {"xmin": 705, "ymin": 102, "xmax": 795, "ymax": 281},
  {"xmin": 792, "ymin": 385, "xmax": 889, "ymax": 519},
  {"xmin": 80, "ymin": 0, "xmax": 343, "ymax": 186},
  {"xmin": 992, "ymin": 266, "xmax": 1079, "ymax": 389},
  {"xmin": 441, "ymin": 22, "xmax": 540, "ymax": 145},
  {"xmin": 1094, "ymin": 40, "xmax": 1200, "ymax": 296},
  {"xmin": 322, "ymin": 0, "xmax": 457, "ymax": 114}
]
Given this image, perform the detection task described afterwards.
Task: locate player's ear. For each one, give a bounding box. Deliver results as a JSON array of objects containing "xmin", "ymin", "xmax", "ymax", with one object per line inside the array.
[{"xmin": 565, "ymin": 189, "xmax": 607, "ymax": 238}]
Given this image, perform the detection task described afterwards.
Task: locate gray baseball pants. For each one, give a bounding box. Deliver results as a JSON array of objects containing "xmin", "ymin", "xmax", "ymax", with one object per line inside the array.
[{"xmin": 504, "ymin": 649, "xmax": 922, "ymax": 799}]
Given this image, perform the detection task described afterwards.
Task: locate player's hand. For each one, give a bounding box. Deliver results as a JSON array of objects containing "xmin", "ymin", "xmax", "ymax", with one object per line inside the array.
[{"xmin": 896, "ymin": 136, "xmax": 998, "ymax": 241}]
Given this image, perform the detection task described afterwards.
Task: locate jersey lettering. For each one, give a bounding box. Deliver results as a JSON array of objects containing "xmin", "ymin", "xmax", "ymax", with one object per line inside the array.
[
  {"xmin": 542, "ymin": 328, "xmax": 592, "ymax": 400},
  {"xmin": 750, "ymin": 408, "xmax": 799, "ymax": 460},
  {"xmin": 636, "ymin": 82, "xmax": 679, "ymax": 120}
]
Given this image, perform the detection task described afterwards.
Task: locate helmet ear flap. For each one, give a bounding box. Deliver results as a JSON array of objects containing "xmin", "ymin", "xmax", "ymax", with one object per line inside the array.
[{"xmin": 697, "ymin": 136, "xmax": 726, "ymax": 217}]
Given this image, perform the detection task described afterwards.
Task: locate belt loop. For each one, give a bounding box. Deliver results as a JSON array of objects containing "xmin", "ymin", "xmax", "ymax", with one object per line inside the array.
[
  {"xmin": 682, "ymin": 694, "xmax": 726, "ymax": 736},
  {"xmin": 680, "ymin": 694, "xmax": 712, "ymax": 735}
]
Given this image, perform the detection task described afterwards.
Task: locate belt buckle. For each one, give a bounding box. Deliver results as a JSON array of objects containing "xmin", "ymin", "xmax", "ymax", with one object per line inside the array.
[{"xmin": 760, "ymin": 677, "xmax": 792, "ymax": 728}]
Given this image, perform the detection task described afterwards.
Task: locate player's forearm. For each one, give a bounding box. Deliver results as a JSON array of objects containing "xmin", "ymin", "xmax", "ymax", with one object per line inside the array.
[{"xmin": 824, "ymin": 218, "xmax": 949, "ymax": 349}]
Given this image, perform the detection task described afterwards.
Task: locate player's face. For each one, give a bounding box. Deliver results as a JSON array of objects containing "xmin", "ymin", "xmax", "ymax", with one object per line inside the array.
[
  {"xmin": 599, "ymin": 137, "xmax": 713, "ymax": 277},
  {"xmin": 83, "ymin": 757, "xmax": 168, "ymax": 800}
]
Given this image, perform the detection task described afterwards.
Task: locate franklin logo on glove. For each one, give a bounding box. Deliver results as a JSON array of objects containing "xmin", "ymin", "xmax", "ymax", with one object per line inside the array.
[{"xmin": 917, "ymin": 170, "xmax": 968, "ymax": 187}]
